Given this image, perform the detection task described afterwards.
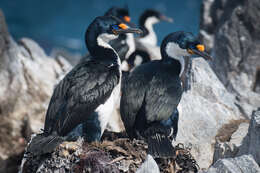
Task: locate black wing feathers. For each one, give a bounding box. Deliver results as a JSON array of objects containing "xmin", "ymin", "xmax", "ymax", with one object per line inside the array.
[
  {"xmin": 145, "ymin": 72, "xmax": 182, "ymax": 122},
  {"xmin": 44, "ymin": 59, "xmax": 120, "ymax": 136},
  {"xmin": 120, "ymin": 73, "xmax": 148, "ymax": 137},
  {"xmin": 120, "ymin": 61, "xmax": 182, "ymax": 137},
  {"xmin": 120, "ymin": 61, "xmax": 158, "ymax": 136}
]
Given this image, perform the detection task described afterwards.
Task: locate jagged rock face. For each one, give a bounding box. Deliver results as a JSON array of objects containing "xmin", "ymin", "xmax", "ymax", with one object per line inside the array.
[
  {"xmin": 0, "ymin": 9, "xmax": 71, "ymax": 172},
  {"xmin": 213, "ymin": 121, "xmax": 249, "ymax": 163},
  {"xmin": 238, "ymin": 108, "xmax": 260, "ymax": 164},
  {"xmin": 210, "ymin": 108, "xmax": 260, "ymax": 172},
  {"xmin": 200, "ymin": 155, "xmax": 260, "ymax": 173},
  {"xmin": 175, "ymin": 59, "xmax": 242, "ymax": 169},
  {"xmin": 200, "ymin": 0, "xmax": 260, "ymax": 118}
]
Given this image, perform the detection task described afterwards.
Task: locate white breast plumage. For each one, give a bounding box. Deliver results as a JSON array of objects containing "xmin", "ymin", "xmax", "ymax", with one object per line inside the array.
[{"xmin": 95, "ymin": 33, "xmax": 122, "ymax": 134}]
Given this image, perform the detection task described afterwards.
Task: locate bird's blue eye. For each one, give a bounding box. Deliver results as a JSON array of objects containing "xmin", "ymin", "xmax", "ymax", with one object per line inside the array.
[
  {"xmin": 190, "ymin": 44, "xmax": 196, "ymax": 49},
  {"xmin": 112, "ymin": 25, "xmax": 119, "ymax": 30}
]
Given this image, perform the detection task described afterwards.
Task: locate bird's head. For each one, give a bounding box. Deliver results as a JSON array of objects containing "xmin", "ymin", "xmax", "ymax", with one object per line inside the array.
[
  {"xmin": 161, "ymin": 31, "xmax": 212, "ymax": 61},
  {"xmin": 139, "ymin": 9, "xmax": 173, "ymax": 27},
  {"xmin": 105, "ymin": 7, "xmax": 131, "ymax": 23},
  {"xmin": 122, "ymin": 50, "xmax": 150, "ymax": 71},
  {"xmin": 85, "ymin": 16, "xmax": 142, "ymax": 47}
]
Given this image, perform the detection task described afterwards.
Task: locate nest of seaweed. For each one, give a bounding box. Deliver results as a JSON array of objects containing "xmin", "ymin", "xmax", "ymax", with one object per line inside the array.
[{"xmin": 21, "ymin": 131, "xmax": 199, "ymax": 173}]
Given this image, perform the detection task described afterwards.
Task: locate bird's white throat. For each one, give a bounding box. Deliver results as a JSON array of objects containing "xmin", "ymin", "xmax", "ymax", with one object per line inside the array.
[
  {"xmin": 165, "ymin": 42, "xmax": 190, "ymax": 76},
  {"xmin": 138, "ymin": 16, "xmax": 159, "ymax": 46},
  {"xmin": 97, "ymin": 33, "xmax": 118, "ymax": 49},
  {"xmin": 97, "ymin": 33, "xmax": 121, "ymax": 65},
  {"xmin": 125, "ymin": 33, "xmax": 136, "ymax": 59}
]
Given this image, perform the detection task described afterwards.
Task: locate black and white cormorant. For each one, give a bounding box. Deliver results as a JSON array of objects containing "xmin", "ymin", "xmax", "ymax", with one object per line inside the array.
[
  {"xmin": 138, "ymin": 9, "xmax": 173, "ymax": 47},
  {"xmin": 120, "ymin": 31, "xmax": 212, "ymax": 158},
  {"xmin": 27, "ymin": 16, "xmax": 142, "ymax": 156},
  {"xmin": 121, "ymin": 9, "xmax": 173, "ymax": 71}
]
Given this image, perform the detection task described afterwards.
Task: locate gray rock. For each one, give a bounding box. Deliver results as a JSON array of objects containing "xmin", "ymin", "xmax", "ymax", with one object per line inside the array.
[
  {"xmin": 0, "ymin": 9, "xmax": 72, "ymax": 173},
  {"xmin": 200, "ymin": 0, "xmax": 260, "ymax": 118},
  {"xmin": 136, "ymin": 155, "xmax": 160, "ymax": 173},
  {"xmin": 238, "ymin": 108, "xmax": 260, "ymax": 164},
  {"xmin": 213, "ymin": 122, "xmax": 249, "ymax": 163},
  {"xmin": 175, "ymin": 58, "xmax": 242, "ymax": 168},
  {"xmin": 50, "ymin": 48, "xmax": 82, "ymax": 66},
  {"xmin": 200, "ymin": 155, "xmax": 260, "ymax": 173},
  {"xmin": 199, "ymin": 0, "xmax": 243, "ymax": 51},
  {"xmin": 212, "ymin": 3, "xmax": 260, "ymax": 117}
]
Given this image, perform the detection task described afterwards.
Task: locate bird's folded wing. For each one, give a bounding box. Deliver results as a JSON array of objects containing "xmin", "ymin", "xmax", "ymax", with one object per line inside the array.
[
  {"xmin": 120, "ymin": 72, "xmax": 147, "ymax": 137},
  {"xmin": 44, "ymin": 60, "xmax": 120, "ymax": 136}
]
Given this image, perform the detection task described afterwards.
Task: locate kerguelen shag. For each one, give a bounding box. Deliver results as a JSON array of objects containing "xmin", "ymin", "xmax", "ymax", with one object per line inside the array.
[
  {"xmin": 122, "ymin": 9, "xmax": 173, "ymax": 72},
  {"xmin": 120, "ymin": 31, "xmax": 212, "ymax": 158},
  {"xmin": 27, "ymin": 15, "xmax": 142, "ymax": 156}
]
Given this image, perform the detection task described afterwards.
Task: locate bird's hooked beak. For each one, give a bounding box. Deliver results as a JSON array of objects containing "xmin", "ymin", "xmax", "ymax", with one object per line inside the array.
[
  {"xmin": 112, "ymin": 23, "xmax": 143, "ymax": 35},
  {"xmin": 160, "ymin": 15, "xmax": 174, "ymax": 23},
  {"xmin": 187, "ymin": 44, "xmax": 213, "ymax": 61}
]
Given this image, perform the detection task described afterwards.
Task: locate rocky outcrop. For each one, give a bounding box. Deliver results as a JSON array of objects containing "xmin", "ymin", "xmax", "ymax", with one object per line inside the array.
[
  {"xmin": 200, "ymin": 155, "xmax": 260, "ymax": 173},
  {"xmin": 213, "ymin": 120, "xmax": 249, "ymax": 163},
  {"xmin": 209, "ymin": 108, "xmax": 260, "ymax": 172},
  {"xmin": 238, "ymin": 108, "xmax": 260, "ymax": 164},
  {"xmin": 199, "ymin": 0, "xmax": 260, "ymax": 170},
  {"xmin": 175, "ymin": 58, "xmax": 242, "ymax": 168},
  {"xmin": 0, "ymin": 9, "xmax": 71, "ymax": 173},
  {"xmin": 200, "ymin": 0, "xmax": 260, "ymax": 118}
]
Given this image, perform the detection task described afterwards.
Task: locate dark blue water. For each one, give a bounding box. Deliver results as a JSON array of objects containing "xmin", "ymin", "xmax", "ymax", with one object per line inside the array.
[{"xmin": 1, "ymin": 0, "xmax": 201, "ymax": 54}]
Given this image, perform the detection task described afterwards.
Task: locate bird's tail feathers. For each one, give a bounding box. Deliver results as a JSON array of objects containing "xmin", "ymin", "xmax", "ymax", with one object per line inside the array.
[
  {"xmin": 26, "ymin": 133, "xmax": 64, "ymax": 156},
  {"xmin": 147, "ymin": 132, "xmax": 174, "ymax": 158}
]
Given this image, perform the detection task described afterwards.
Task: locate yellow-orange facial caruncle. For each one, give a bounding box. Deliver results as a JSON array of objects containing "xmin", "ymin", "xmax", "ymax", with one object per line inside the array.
[
  {"xmin": 124, "ymin": 16, "xmax": 131, "ymax": 23},
  {"xmin": 196, "ymin": 44, "xmax": 205, "ymax": 52},
  {"xmin": 119, "ymin": 23, "xmax": 128, "ymax": 30}
]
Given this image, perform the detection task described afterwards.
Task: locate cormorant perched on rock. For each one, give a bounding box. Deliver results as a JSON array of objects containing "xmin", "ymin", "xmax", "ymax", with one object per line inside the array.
[
  {"xmin": 26, "ymin": 16, "xmax": 142, "ymax": 156},
  {"xmin": 120, "ymin": 31, "xmax": 212, "ymax": 158}
]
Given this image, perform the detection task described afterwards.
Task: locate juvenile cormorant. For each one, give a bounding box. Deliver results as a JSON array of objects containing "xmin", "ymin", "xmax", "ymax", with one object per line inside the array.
[
  {"xmin": 27, "ymin": 16, "xmax": 142, "ymax": 156},
  {"xmin": 120, "ymin": 31, "xmax": 212, "ymax": 158}
]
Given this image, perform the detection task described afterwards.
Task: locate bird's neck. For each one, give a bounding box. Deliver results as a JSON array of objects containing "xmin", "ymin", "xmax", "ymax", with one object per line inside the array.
[
  {"xmin": 125, "ymin": 33, "xmax": 136, "ymax": 59},
  {"xmin": 161, "ymin": 43, "xmax": 186, "ymax": 76},
  {"xmin": 139, "ymin": 17, "xmax": 158, "ymax": 46},
  {"xmin": 86, "ymin": 33, "xmax": 119, "ymax": 65},
  {"xmin": 161, "ymin": 55, "xmax": 182, "ymax": 76}
]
